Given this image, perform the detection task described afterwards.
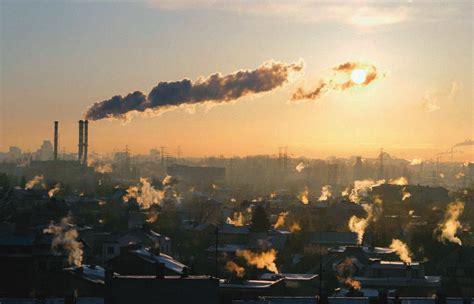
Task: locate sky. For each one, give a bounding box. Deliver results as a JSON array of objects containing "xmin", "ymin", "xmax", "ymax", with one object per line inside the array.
[{"xmin": 0, "ymin": 0, "xmax": 472, "ymax": 160}]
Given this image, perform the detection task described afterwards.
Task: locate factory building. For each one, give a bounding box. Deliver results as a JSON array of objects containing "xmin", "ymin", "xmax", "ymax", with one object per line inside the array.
[{"xmin": 24, "ymin": 120, "xmax": 95, "ymax": 186}]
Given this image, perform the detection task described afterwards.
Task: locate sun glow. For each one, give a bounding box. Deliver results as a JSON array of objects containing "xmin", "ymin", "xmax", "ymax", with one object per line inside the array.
[{"xmin": 351, "ymin": 69, "xmax": 367, "ymax": 84}]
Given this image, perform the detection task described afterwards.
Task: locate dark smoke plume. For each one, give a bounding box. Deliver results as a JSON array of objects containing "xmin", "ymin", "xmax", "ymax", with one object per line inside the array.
[
  {"xmin": 291, "ymin": 61, "xmax": 380, "ymax": 101},
  {"xmin": 85, "ymin": 61, "xmax": 303, "ymax": 121},
  {"xmin": 291, "ymin": 82, "xmax": 327, "ymax": 101},
  {"xmin": 453, "ymin": 140, "xmax": 474, "ymax": 148}
]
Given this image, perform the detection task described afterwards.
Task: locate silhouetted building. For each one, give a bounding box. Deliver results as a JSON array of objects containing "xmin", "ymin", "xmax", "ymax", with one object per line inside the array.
[
  {"xmin": 107, "ymin": 245, "xmax": 188, "ymax": 276},
  {"xmin": 167, "ymin": 164, "xmax": 226, "ymax": 184},
  {"xmin": 105, "ymin": 268, "xmax": 218, "ymax": 304}
]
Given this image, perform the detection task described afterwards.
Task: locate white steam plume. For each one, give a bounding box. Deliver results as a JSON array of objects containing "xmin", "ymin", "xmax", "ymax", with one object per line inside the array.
[
  {"xmin": 435, "ymin": 201, "xmax": 464, "ymax": 245},
  {"xmin": 43, "ymin": 216, "xmax": 83, "ymax": 267},
  {"xmin": 25, "ymin": 175, "xmax": 46, "ymax": 190},
  {"xmin": 389, "ymin": 239, "xmax": 413, "ymax": 263}
]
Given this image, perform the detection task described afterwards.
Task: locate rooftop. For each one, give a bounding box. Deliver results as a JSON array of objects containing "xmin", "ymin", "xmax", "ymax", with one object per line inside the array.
[
  {"xmin": 131, "ymin": 248, "xmax": 188, "ymax": 274},
  {"xmin": 63, "ymin": 265, "xmax": 105, "ymax": 284},
  {"xmin": 219, "ymin": 278, "xmax": 284, "ymax": 289},
  {"xmin": 233, "ymin": 297, "xmax": 473, "ymax": 304},
  {"xmin": 259, "ymin": 273, "xmax": 319, "ymax": 281}
]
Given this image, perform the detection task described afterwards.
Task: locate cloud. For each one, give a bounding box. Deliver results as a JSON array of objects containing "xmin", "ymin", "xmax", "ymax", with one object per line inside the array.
[
  {"xmin": 149, "ymin": 0, "xmax": 471, "ymax": 29},
  {"xmin": 448, "ymin": 81, "xmax": 461, "ymax": 101},
  {"xmin": 148, "ymin": 1, "xmax": 411, "ymax": 28},
  {"xmin": 291, "ymin": 81, "xmax": 327, "ymax": 101},
  {"xmin": 420, "ymin": 80, "xmax": 461, "ymax": 113},
  {"xmin": 421, "ymin": 94, "xmax": 441, "ymax": 112},
  {"xmin": 333, "ymin": 62, "xmax": 379, "ymax": 89},
  {"xmin": 291, "ymin": 61, "xmax": 381, "ymax": 102},
  {"xmin": 349, "ymin": 6, "xmax": 408, "ymax": 27},
  {"xmin": 85, "ymin": 60, "xmax": 303, "ymax": 121}
]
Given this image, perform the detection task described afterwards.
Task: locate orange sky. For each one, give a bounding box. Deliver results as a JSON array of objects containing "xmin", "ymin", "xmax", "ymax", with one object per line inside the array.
[{"xmin": 1, "ymin": 1, "xmax": 472, "ymax": 160}]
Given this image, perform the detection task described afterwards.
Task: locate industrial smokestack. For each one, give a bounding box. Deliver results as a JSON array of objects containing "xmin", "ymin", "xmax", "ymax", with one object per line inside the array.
[
  {"xmin": 83, "ymin": 120, "xmax": 88, "ymax": 165},
  {"xmin": 78, "ymin": 120, "xmax": 84, "ymax": 163},
  {"xmin": 54, "ymin": 121, "xmax": 59, "ymax": 161}
]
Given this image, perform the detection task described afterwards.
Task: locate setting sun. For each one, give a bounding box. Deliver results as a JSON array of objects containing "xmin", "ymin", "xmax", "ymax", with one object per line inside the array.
[{"xmin": 351, "ymin": 68, "xmax": 367, "ymax": 84}]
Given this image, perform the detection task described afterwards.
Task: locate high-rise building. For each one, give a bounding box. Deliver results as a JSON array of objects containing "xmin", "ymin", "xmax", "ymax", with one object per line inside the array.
[
  {"xmin": 353, "ymin": 156, "xmax": 363, "ymax": 181},
  {"xmin": 36, "ymin": 140, "xmax": 53, "ymax": 161},
  {"xmin": 149, "ymin": 148, "xmax": 161, "ymax": 161}
]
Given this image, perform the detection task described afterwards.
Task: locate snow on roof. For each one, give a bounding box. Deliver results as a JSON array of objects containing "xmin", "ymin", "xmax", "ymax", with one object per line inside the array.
[
  {"xmin": 377, "ymin": 260, "xmax": 420, "ymax": 267},
  {"xmin": 147, "ymin": 230, "xmax": 170, "ymax": 241},
  {"xmin": 364, "ymin": 247, "xmax": 395, "ymax": 254},
  {"xmin": 63, "ymin": 265, "xmax": 105, "ymax": 284},
  {"xmin": 132, "ymin": 249, "xmax": 187, "ymax": 275},
  {"xmin": 328, "ymin": 246, "xmax": 396, "ymax": 255},
  {"xmin": 219, "ymin": 278, "xmax": 283, "ymax": 289},
  {"xmin": 259, "ymin": 273, "xmax": 318, "ymax": 281}
]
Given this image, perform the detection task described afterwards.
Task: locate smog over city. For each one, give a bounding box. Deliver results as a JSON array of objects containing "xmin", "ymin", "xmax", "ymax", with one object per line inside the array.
[{"xmin": 0, "ymin": 1, "xmax": 472, "ymax": 303}]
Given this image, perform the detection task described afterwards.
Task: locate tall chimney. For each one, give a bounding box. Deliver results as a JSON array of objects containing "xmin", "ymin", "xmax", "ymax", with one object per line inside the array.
[
  {"xmin": 78, "ymin": 120, "xmax": 84, "ymax": 163},
  {"xmin": 54, "ymin": 121, "xmax": 59, "ymax": 161},
  {"xmin": 83, "ymin": 120, "xmax": 89, "ymax": 165}
]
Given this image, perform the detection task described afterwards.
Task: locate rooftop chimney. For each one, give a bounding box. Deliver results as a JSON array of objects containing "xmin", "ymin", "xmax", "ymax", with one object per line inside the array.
[
  {"xmin": 78, "ymin": 120, "xmax": 84, "ymax": 163},
  {"xmin": 83, "ymin": 120, "xmax": 89, "ymax": 165},
  {"xmin": 54, "ymin": 121, "xmax": 59, "ymax": 161}
]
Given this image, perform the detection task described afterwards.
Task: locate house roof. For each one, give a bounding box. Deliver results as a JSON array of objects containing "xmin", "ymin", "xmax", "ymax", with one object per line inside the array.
[
  {"xmin": 116, "ymin": 228, "xmax": 169, "ymax": 246},
  {"xmin": 368, "ymin": 260, "xmax": 421, "ymax": 269},
  {"xmin": 219, "ymin": 224, "xmax": 250, "ymax": 234},
  {"xmin": 328, "ymin": 246, "xmax": 395, "ymax": 255},
  {"xmin": 147, "ymin": 230, "xmax": 170, "ymax": 241},
  {"xmin": 206, "ymin": 244, "xmax": 247, "ymax": 253},
  {"xmin": 259, "ymin": 273, "xmax": 319, "ymax": 281},
  {"xmin": 355, "ymin": 275, "xmax": 442, "ymax": 287},
  {"xmin": 131, "ymin": 248, "xmax": 188, "ymax": 275},
  {"xmin": 63, "ymin": 265, "xmax": 105, "ymax": 284},
  {"xmin": 308, "ymin": 232, "xmax": 363, "ymax": 246},
  {"xmin": 111, "ymin": 274, "xmax": 213, "ymax": 281},
  {"xmin": 12, "ymin": 188, "xmax": 49, "ymax": 200},
  {"xmin": 219, "ymin": 278, "xmax": 284, "ymax": 289},
  {"xmin": 233, "ymin": 297, "xmax": 471, "ymax": 304}
]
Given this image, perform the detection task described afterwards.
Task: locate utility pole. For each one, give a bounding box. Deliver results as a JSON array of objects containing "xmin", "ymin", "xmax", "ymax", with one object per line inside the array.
[
  {"xmin": 177, "ymin": 146, "xmax": 181, "ymax": 161},
  {"xmin": 318, "ymin": 211, "xmax": 323, "ymax": 302},
  {"xmin": 125, "ymin": 145, "xmax": 130, "ymax": 176},
  {"xmin": 215, "ymin": 226, "xmax": 219, "ymax": 278}
]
